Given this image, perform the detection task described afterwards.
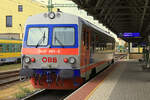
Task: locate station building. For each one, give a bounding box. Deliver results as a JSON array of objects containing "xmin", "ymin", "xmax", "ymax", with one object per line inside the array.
[{"xmin": 0, "ymin": 0, "xmax": 47, "ymax": 39}]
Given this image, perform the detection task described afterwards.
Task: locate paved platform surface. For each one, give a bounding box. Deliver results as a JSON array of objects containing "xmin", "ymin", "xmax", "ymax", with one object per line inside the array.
[{"xmin": 66, "ymin": 61, "xmax": 150, "ymax": 100}]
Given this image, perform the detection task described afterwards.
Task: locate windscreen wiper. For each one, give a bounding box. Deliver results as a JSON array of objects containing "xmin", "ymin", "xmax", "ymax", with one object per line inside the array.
[
  {"xmin": 36, "ymin": 32, "xmax": 46, "ymax": 48},
  {"xmin": 54, "ymin": 35, "xmax": 64, "ymax": 48}
]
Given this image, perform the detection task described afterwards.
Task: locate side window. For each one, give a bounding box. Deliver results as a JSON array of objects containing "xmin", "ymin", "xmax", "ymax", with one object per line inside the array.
[
  {"xmin": 16, "ymin": 44, "xmax": 19, "ymax": 52},
  {"xmin": 106, "ymin": 43, "xmax": 113, "ymax": 50},
  {"xmin": 90, "ymin": 33, "xmax": 95, "ymax": 53},
  {"xmin": 86, "ymin": 31, "xmax": 89, "ymax": 49},
  {"xmin": 99, "ymin": 43, "xmax": 103, "ymax": 51},
  {"xmin": 112, "ymin": 43, "xmax": 115, "ymax": 50},
  {"xmin": 5, "ymin": 44, "xmax": 9, "ymax": 52},
  {"xmin": 15, "ymin": 44, "xmax": 18, "ymax": 52},
  {"xmin": 9, "ymin": 44, "xmax": 12, "ymax": 52},
  {"xmin": 12, "ymin": 44, "xmax": 15, "ymax": 52},
  {"xmin": 18, "ymin": 44, "xmax": 22, "ymax": 51},
  {"xmin": 2, "ymin": 44, "xmax": 5, "ymax": 53},
  {"xmin": 0, "ymin": 44, "xmax": 2, "ymax": 52},
  {"xmin": 83, "ymin": 28, "xmax": 86, "ymax": 46},
  {"xmin": 95, "ymin": 43, "xmax": 107, "ymax": 53}
]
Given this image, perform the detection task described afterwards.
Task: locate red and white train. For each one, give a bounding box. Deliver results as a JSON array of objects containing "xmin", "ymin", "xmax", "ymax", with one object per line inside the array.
[{"xmin": 20, "ymin": 11, "xmax": 115, "ymax": 89}]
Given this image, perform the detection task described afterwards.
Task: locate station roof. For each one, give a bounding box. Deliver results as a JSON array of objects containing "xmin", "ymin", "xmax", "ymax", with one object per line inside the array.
[{"xmin": 72, "ymin": 0, "xmax": 150, "ymax": 42}]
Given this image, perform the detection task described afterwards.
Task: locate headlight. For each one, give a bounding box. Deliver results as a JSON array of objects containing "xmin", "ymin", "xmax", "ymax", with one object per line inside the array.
[
  {"xmin": 48, "ymin": 12, "xmax": 55, "ymax": 19},
  {"xmin": 69, "ymin": 57, "xmax": 76, "ymax": 64},
  {"xmin": 24, "ymin": 57, "xmax": 30, "ymax": 63}
]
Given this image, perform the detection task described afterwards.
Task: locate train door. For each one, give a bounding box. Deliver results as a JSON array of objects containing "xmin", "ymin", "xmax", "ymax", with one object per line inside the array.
[
  {"xmin": 82, "ymin": 27, "xmax": 90, "ymax": 66},
  {"xmin": 80, "ymin": 26, "xmax": 90, "ymax": 79}
]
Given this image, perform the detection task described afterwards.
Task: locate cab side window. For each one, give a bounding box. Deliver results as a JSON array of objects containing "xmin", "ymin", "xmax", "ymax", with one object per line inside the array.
[
  {"xmin": 83, "ymin": 28, "xmax": 86, "ymax": 46},
  {"xmin": 86, "ymin": 31, "xmax": 89, "ymax": 49}
]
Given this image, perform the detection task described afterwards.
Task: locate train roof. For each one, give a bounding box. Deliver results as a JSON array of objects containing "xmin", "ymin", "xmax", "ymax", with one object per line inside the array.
[
  {"xmin": 80, "ymin": 18, "xmax": 115, "ymax": 43},
  {"xmin": 26, "ymin": 12, "xmax": 79, "ymax": 25},
  {"xmin": 0, "ymin": 38, "xmax": 22, "ymax": 41}
]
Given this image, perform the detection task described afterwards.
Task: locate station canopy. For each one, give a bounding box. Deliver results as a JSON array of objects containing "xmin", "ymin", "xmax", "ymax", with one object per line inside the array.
[{"xmin": 71, "ymin": 0, "xmax": 150, "ymax": 42}]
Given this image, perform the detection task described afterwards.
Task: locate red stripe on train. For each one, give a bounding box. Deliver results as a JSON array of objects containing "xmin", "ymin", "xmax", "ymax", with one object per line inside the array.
[
  {"xmin": 22, "ymin": 48, "xmax": 79, "ymax": 55},
  {"xmin": 80, "ymin": 60, "xmax": 111, "ymax": 74}
]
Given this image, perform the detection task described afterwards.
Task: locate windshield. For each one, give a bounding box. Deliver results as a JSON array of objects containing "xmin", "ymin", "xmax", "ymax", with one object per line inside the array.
[
  {"xmin": 52, "ymin": 27, "xmax": 75, "ymax": 46},
  {"xmin": 27, "ymin": 27, "xmax": 49, "ymax": 46}
]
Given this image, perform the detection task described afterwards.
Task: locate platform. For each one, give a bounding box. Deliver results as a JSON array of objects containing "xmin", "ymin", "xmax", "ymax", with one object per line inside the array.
[{"xmin": 65, "ymin": 60, "xmax": 150, "ymax": 100}]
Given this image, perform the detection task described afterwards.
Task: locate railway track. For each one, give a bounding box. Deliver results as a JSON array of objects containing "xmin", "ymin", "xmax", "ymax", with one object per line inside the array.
[
  {"xmin": 0, "ymin": 70, "xmax": 73, "ymax": 100},
  {"xmin": 0, "ymin": 70, "xmax": 20, "ymax": 86},
  {"xmin": 21, "ymin": 89, "xmax": 73, "ymax": 100}
]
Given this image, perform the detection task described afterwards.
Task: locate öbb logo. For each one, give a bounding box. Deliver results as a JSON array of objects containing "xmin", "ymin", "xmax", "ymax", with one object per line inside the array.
[{"xmin": 42, "ymin": 57, "xmax": 57, "ymax": 63}]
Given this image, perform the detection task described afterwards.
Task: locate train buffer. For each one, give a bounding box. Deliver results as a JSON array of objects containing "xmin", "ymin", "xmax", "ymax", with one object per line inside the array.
[{"xmin": 65, "ymin": 60, "xmax": 150, "ymax": 100}]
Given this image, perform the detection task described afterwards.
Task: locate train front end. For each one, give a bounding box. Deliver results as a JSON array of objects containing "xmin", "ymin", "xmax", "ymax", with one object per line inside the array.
[{"xmin": 20, "ymin": 12, "xmax": 83, "ymax": 89}]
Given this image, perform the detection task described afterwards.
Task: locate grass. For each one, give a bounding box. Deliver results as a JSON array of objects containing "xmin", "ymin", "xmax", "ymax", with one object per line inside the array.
[
  {"xmin": 15, "ymin": 92, "xmax": 26, "ymax": 99},
  {"xmin": 15, "ymin": 86, "xmax": 33, "ymax": 99},
  {"xmin": 0, "ymin": 63, "xmax": 21, "ymax": 72}
]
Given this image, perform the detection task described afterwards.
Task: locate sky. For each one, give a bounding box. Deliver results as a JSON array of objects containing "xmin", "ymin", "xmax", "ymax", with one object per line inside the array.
[{"xmin": 33, "ymin": 0, "xmax": 119, "ymax": 42}]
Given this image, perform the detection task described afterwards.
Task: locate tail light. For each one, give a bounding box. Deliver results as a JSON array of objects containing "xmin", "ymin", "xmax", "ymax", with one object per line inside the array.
[
  {"xmin": 31, "ymin": 58, "xmax": 35, "ymax": 62},
  {"xmin": 64, "ymin": 58, "xmax": 68, "ymax": 63}
]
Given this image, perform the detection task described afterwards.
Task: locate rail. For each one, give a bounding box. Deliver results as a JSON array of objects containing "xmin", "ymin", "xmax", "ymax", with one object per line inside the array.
[{"xmin": 0, "ymin": 70, "xmax": 20, "ymax": 86}]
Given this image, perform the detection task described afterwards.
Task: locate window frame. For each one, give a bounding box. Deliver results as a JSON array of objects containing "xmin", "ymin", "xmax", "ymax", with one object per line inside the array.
[
  {"xmin": 18, "ymin": 5, "xmax": 23, "ymax": 12},
  {"xmin": 52, "ymin": 26, "xmax": 75, "ymax": 47},
  {"xmin": 6, "ymin": 16, "xmax": 12, "ymax": 27},
  {"xmin": 26, "ymin": 27, "xmax": 49, "ymax": 47}
]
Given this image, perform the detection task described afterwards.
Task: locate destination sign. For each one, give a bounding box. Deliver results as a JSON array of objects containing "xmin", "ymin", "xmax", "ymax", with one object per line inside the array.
[{"xmin": 123, "ymin": 33, "xmax": 140, "ymax": 37}]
